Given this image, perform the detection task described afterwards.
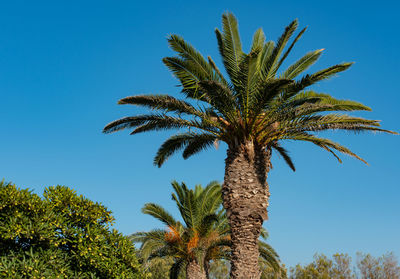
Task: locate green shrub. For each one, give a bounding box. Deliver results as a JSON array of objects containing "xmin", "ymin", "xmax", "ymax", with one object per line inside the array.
[{"xmin": 0, "ymin": 180, "xmax": 147, "ymax": 279}]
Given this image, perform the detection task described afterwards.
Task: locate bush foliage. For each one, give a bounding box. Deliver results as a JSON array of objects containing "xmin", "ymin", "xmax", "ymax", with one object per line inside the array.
[{"xmin": 0, "ymin": 181, "xmax": 147, "ymax": 279}]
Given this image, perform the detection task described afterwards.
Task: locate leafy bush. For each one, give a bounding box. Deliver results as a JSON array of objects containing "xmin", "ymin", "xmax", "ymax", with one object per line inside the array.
[
  {"xmin": 0, "ymin": 180, "xmax": 147, "ymax": 279},
  {"xmin": 289, "ymin": 253, "xmax": 400, "ymax": 279}
]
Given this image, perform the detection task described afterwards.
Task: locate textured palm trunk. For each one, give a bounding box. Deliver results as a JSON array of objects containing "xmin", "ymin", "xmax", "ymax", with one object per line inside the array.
[
  {"xmin": 186, "ymin": 259, "xmax": 207, "ymax": 279},
  {"xmin": 222, "ymin": 141, "xmax": 271, "ymax": 279}
]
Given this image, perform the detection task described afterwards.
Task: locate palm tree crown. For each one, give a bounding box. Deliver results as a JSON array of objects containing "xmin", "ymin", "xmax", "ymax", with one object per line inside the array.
[
  {"xmin": 103, "ymin": 13, "xmax": 395, "ymax": 170},
  {"xmin": 131, "ymin": 181, "xmax": 284, "ymax": 278}
]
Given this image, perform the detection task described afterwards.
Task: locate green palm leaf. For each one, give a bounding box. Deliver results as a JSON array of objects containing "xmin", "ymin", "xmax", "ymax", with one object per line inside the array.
[
  {"xmin": 142, "ymin": 203, "xmax": 177, "ymax": 227},
  {"xmin": 215, "ymin": 12, "xmax": 244, "ymax": 89}
]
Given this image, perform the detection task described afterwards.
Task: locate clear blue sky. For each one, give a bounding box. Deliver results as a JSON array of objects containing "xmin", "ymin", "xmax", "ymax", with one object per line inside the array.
[{"xmin": 1, "ymin": 0, "xmax": 399, "ymax": 268}]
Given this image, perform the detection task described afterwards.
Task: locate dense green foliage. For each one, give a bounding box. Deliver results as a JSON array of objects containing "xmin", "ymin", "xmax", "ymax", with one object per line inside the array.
[
  {"xmin": 0, "ymin": 181, "xmax": 147, "ymax": 279},
  {"xmin": 289, "ymin": 253, "xmax": 400, "ymax": 279},
  {"xmin": 143, "ymin": 257, "xmax": 185, "ymax": 279},
  {"xmin": 132, "ymin": 181, "xmax": 285, "ymax": 278}
]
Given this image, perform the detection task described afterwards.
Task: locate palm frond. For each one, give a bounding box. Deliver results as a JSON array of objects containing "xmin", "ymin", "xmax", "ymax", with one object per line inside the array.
[
  {"xmin": 154, "ymin": 133, "xmax": 195, "ymax": 167},
  {"xmin": 260, "ymin": 228, "xmax": 269, "ymax": 240},
  {"xmin": 262, "ymin": 19, "xmax": 298, "ymax": 80},
  {"xmin": 181, "ymin": 189, "xmax": 198, "ymax": 229},
  {"xmin": 275, "ymin": 91, "xmax": 370, "ymax": 113},
  {"xmin": 171, "ymin": 181, "xmax": 187, "ymax": 207},
  {"xmin": 182, "ymin": 133, "xmax": 218, "ymax": 159},
  {"xmin": 197, "ymin": 213, "xmax": 219, "ymax": 237},
  {"xmin": 282, "ymin": 49, "xmax": 323, "ymax": 79},
  {"xmin": 250, "ymin": 78, "xmax": 294, "ymax": 113},
  {"xmin": 236, "ymin": 50, "xmax": 261, "ymax": 119},
  {"xmin": 286, "ymin": 62, "xmax": 353, "ymax": 96},
  {"xmin": 130, "ymin": 229, "xmax": 168, "ymax": 259},
  {"xmin": 257, "ymin": 41, "xmax": 274, "ymax": 74},
  {"xmin": 207, "ymin": 56, "xmax": 228, "ymax": 84},
  {"xmin": 142, "ymin": 203, "xmax": 177, "ymax": 227},
  {"xmin": 251, "ymin": 28, "xmax": 266, "ymax": 52},
  {"xmin": 104, "ymin": 113, "xmax": 218, "ymax": 137},
  {"xmin": 258, "ymin": 241, "xmax": 281, "ymax": 272},
  {"xmin": 198, "ymin": 80, "xmax": 237, "ymax": 120},
  {"xmin": 286, "ymin": 114, "xmax": 391, "ymax": 135},
  {"xmin": 272, "ymin": 143, "xmax": 296, "ymax": 171},
  {"xmin": 168, "ymin": 34, "xmax": 216, "ymax": 81},
  {"xmin": 276, "ymin": 26, "xmax": 307, "ymax": 70},
  {"xmin": 148, "ymin": 246, "xmax": 175, "ymax": 260},
  {"xmin": 170, "ymin": 258, "xmax": 185, "ymax": 279},
  {"xmin": 162, "ymin": 57, "xmax": 206, "ymax": 101},
  {"xmin": 286, "ymin": 132, "xmax": 368, "ymax": 164},
  {"xmin": 215, "ymin": 12, "xmax": 244, "ymax": 89},
  {"xmin": 197, "ymin": 181, "xmax": 222, "ymax": 216},
  {"xmin": 118, "ymin": 94, "xmax": 205, "ymax": 116}
]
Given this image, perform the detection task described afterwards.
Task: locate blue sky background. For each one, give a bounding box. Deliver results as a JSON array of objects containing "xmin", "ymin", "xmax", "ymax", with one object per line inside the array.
[{"xmin": 1, "ymin": 0, "xmax": 399, "ymax": 267}]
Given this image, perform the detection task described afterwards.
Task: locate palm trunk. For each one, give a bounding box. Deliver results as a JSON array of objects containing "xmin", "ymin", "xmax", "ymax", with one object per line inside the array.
[
  {"xmin": 222, "ymin": 141, "xmax": 271, "ymax": 279},
  {"xmin": 186, "ymin": 259, "xmax": 207, "ymax": 279},
  {"xmin": 204, "ymin": 260, "xmax": 210, "ymax": 279}
]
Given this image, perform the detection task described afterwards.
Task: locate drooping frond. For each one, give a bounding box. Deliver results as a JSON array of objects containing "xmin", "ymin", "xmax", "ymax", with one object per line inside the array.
[
  {"xmin": 285, "ymin": 132, "xmax": 368, "ymax": 164},
  {"xmin": 130, "ymin": 229, "xmax": 168, "ymax": 259},
  {"xmin": 142, "ymin": 203, "xmax": 177, "ymax": 227},
  {"xmin": 271, "ymin": 142, "xmax": 296, "ymax": 171},
  {"xmin": 258, "ymin": 241, "xmax": 281, "ymax": 272},
  {"xmin": 154, "ymin": 133, "xmax": 194, "ymax": 167},
  {"xmin": 154, "ymin": 133, "xmax": 218, "ymax": 167},
  {"xmin": 285, "ymin": 114, "xmax": 391, "ymax": 135},
  {"xmin": 148, "ymin": 246, "xmax": 176, "ymax": 261},
  {"xmin": 275, "ymin": 91, "xmax": 371, "ymax": 113},
  {"xmin": 182, "ymin": 133, "xmax": 218, "ymax": 159}
]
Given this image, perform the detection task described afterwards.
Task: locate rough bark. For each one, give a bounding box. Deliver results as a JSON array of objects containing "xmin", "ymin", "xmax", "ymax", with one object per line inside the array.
[
  {"xmin": 186, "ymin": 259, "xmax": 207, "ymax": 279},
  {"xmin": 222, "ymin": 141, "xmax": 271, "ymax": 279}
]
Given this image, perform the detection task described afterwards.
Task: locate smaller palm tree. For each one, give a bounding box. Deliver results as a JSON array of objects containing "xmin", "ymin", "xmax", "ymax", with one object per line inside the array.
[{"xmin": 131, "ymin": 181, "xmax": 284, "ymax": 279}]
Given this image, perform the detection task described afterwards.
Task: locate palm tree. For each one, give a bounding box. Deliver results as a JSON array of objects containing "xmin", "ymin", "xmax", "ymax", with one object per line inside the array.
[
  {"xmin": 131, "ymin": 181, "xmax": 284, "ymax": 279},
  {"xmin": 104, "ymin": 13, "xmax": 396, "ymax": 278}
]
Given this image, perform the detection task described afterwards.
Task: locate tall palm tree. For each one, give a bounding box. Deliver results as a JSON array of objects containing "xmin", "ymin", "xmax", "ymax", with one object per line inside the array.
[
  {"xmin": 104, "ymin": 13, "xmax": 396, "ymax": 278},
  {"xmin": 131, "ymin": 181, "xmax": 284, "ymax": 279}
]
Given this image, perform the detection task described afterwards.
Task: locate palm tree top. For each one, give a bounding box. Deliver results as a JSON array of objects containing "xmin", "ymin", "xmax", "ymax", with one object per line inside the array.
[
  {"xmin": 131, "ymin": 181, "xmax": 284, "ymax": 278},
  {"xmin": 104, "ymin": 12, "xmax": 397, "ymax": 169}
]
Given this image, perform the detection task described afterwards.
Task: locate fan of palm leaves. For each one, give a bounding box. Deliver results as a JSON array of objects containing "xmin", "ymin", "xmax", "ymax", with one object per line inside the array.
[
  {"xmin": 104, "ymin": 13, "xmax": 396, "ymax": 170},
  {"xmin": 131, "ymin": 181, "xmax": 284, "ymax": 278}
]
